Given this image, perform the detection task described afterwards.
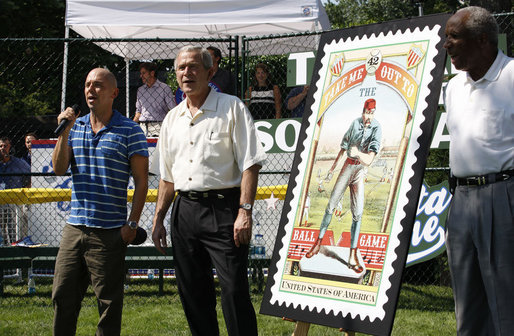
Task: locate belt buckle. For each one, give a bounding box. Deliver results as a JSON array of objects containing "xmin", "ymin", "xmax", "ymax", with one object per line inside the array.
[
  {"xmin": 477, "ymin": 176, "xmax": 486, "ymax": 186},
  {"xmin": 188, "ymin": 191, "xmax": 199, "ymax": 200}
]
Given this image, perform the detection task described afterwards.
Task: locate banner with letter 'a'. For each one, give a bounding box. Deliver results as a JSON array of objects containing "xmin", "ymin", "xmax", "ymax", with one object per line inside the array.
[{"xmin": 260, "ymin": 13, "xmax": 451, "ymax": 336}]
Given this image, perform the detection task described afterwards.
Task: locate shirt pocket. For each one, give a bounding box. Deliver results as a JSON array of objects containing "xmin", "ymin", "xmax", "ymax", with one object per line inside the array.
[
  {"xmin": 204, "ymin": 132, "xmax": 230, "ymax": 162},
  {"xmin": 100, "ymin": 136, "xmax": 126, "ymax": 160},
  {"xmin": 476, "ymin": 108, "xmax": 504, "ymax": 143}
]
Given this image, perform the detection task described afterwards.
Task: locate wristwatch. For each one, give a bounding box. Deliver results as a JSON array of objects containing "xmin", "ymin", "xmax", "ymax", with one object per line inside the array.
[
  {"xmin": 239, "ymin": 203, "xmax": 252, "ymax": 211},
  {"xmin": 126, "ymin": 220, "xmax": 138, "ymax": 230}
]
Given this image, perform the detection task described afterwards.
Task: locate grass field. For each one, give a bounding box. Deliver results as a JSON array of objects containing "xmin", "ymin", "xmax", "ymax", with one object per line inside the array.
[
  {"xmin": 305, "ymin": 159, "xmax": 394, "ymax": 241},
  {"xmin": 0, "ymin": 277, "xmax": 456, "ymax": 335}
]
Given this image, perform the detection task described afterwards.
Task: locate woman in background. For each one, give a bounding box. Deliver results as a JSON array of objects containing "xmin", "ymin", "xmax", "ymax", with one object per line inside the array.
[{"xmin": 246, "ymin": 63, "xmax": 281, "ymax": 119}]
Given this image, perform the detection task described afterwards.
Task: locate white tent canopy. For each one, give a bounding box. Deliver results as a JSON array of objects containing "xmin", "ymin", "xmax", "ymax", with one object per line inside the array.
[
  {"xmin": 65, "ymin": 0, "xmax": 330, "ymax": 59},
  {"xmin": 62, "ymin": 0, "xmax": 330, "ymax": 112}
]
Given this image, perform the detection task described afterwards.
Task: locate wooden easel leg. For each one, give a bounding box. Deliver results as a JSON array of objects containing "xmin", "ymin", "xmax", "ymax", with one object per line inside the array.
[{"xmin": 292, "ymin": 321, "xmax": 310, "ymax": 336}]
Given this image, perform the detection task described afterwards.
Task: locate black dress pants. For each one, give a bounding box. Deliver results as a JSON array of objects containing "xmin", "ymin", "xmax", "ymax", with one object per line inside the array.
[{"xmin": 171, "ymin": 193, "xmax": 258, "ymax": 336}]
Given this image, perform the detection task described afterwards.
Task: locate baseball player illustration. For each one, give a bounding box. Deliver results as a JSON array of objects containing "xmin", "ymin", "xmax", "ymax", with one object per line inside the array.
[{"xmin": 305, "ymin": 98, "xmax": 382, "ymax": 273}]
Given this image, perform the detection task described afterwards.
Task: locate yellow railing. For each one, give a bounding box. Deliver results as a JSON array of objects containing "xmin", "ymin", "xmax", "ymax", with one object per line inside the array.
[{"xmin": 0, "ymin": 185, "xmax": 288, "ymax": 205}]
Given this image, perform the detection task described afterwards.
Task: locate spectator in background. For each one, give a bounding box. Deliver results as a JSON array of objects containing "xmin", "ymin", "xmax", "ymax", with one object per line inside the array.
[
  {"xmin": 133, "ymin": 62, "xmax": 176, "ymax": 137},
  {"xmin": 246, "ymin": 63, "xmax": 281, "ymax": 119},
  {"xmin": 207, "ymin": 46, "xmax": 236, "ymax": 95},
  {"xmin": 22, "ymin": 132, "xmax": 37, "ymax": 165},
  {"xmin": 285, "ymin": 85, "xmax": 309, "ymax": 118},
  {"xmin": 0, "ymin": 136, "xmax": 30, "ymax": 189},
  {"xmin": 0, "ymin": 136, "xmax": 30, "ymax": 245}
]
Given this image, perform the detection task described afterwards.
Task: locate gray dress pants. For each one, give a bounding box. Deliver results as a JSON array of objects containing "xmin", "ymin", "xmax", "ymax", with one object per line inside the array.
[{"xmin": 446, "ymin": 178, "xmax": 514, "ymax": 336}]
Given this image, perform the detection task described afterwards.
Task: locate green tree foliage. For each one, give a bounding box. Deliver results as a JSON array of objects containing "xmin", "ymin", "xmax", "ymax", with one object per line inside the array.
[
  {"xmin": 0, "ymin": 0, "xmax": 65, "ymax": 37},
  {"xmin": 0, "ymin": 39, "xmax": 64, "ymax": 117},
  {"xmin": 0, "ymin": 1, "xmax": 65, "ymax": 117},
  {"xmin": 325, "ymin": 0, "xmax": 463, "ymax": 29},
  {"xmin": 325, "ymin": 0, "xmax": 415, "ymax": 29},
  {"xmin": 418, "ymin": 0, "xmax": 463, "ymax": 15},
  {"xmin": 468, "ymin": 0, "xmax": 512, "ymax": 12},
  {"xmin": 0, "ymin": 82, "xmax": 54, "ymax": 118}
]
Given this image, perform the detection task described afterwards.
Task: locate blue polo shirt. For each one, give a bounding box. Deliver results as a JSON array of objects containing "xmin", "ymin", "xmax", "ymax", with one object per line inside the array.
[
  {"xmin": 285, "ymin": 86, "xmax": 307, "ymax": 118},
  {"xmin": 0, "ymin": 156, "xmax": 30, "ymax": 189},
  {"xmin": 67, "ymin": 110, "xmax": 148, "ymax": 229}
]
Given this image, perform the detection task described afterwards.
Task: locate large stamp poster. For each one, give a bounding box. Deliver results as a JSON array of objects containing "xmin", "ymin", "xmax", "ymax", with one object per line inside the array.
[{"xmin": 260, "ymin": 14, "xmax": 450, "ymax": 335}]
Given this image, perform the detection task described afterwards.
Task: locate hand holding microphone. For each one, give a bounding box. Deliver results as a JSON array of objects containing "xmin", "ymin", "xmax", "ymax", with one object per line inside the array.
[{"xmin": 54, "ymin": 104, "xmax": 81, "ymax": 136}]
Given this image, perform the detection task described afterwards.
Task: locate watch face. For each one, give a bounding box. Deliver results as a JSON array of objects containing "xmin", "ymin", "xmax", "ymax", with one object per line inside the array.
[
  {"xmin": 127, "ymin": 221, "xmax": 138, "ymax": 229},
  {"xmin": 240, "ymin": 203, "xmax": 252, "ymax": 210}
]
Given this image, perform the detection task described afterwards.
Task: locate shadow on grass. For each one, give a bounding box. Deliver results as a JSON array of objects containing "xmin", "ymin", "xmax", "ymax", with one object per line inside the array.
[
  {"xmin": 0, "ymin": 276, "xmax": 182, "ymax": 306},
  {"xmin": 397, "ymin": 283, "xmax": 454, "ymax": 312}
]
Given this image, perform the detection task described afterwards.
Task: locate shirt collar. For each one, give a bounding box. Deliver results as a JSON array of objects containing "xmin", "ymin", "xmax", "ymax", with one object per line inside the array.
[
  {"xmin": 0, "ymin": 158, "xmax": 11, "ymax": 169},
  {"xmin": 77, "ymin": 109, "xmax": 123, "ymax": 131},
  {"xmin": 178, "ymin": 88, "xmax": 218, "ymax": 117},
  {"xmin": 108, "ymin": 110, "xmax": 123, "ymax": 126},
  {"xmin": 144, "ymin": 79, "xmax": 160, "ymax": 89},
  {"xmin": 1, "ymin": 156, "xmax": 21, "ymax": 169},
  {"xmin": 466, "ymin": 49, "xmax": 505, "ymax": 84}
]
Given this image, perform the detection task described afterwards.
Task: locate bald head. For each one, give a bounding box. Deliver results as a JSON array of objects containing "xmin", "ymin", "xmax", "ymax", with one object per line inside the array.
[
  {"xmin": 455, "ymin": 6, "xmax": 498, "ymax": 47},
  {"xmin": 444, "ymin": 6, "xmax": 498, "ymax": 80},
  {"xmin": 88, "ymin": 68, "xmax": 117, "ymax": 88},
  {"xmin": 84, "ymin": 68, "xmax": 119, "ymax": 113}
]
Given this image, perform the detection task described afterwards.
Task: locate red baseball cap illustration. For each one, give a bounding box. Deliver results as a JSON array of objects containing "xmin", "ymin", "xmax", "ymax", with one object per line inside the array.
[{"xmin": 363, "ymin": 98, "xmax": 376, "ymax": 110}]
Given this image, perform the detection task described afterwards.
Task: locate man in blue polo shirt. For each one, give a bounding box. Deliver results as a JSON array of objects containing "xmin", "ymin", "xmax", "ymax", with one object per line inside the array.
[{"xmin": 51, "ymin": 68, "xmax": 149, "ymax": 335}]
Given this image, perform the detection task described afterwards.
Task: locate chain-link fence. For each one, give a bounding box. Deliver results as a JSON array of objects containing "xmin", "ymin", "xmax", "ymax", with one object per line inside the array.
[{"xmin": 0, "ymin": 14, "xmax": 512, "ymax": 332}]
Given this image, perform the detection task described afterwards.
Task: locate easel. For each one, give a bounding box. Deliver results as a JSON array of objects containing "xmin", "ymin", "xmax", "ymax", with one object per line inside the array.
[{"xmin": 284, "ymin": 318, "xmax": 356, "ymax": 336}]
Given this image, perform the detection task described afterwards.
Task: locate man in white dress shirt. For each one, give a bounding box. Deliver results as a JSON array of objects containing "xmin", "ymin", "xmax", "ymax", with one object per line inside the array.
[{"xmin": 151, "ymin": 46, "xmax": 266, "ymax": 336}]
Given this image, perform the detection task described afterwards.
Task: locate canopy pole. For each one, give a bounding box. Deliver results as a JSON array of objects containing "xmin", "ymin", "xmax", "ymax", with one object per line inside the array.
[
  {"xmin": 60, "ymin": 27, "xmax": 70, "ymax": 112},
  {"xmin": 234, "ymin": 36, "xmax": 239, "ymax": 98},
  {"xmin": 241, "ymin": 36, "xmax": 246, "ymax": 101},
  {"xmin": 125, "ymin": 59, "xmax": 130, "ymax": 118}
]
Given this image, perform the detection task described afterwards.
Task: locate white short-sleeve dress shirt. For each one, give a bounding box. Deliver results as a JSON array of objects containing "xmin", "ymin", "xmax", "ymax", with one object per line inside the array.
[{"xmin": 158, "ymin": 88, "xmax": 267, "ymax": 191}]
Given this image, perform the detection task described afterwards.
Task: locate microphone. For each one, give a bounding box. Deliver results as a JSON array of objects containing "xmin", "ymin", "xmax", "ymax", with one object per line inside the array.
[
  {"xmin": 54, "ymin": 104, "xmax": 80, "ymax": 136},
  {"xmin": 131, "ymin": 227, "xmax": 148, "ymax": 245}
]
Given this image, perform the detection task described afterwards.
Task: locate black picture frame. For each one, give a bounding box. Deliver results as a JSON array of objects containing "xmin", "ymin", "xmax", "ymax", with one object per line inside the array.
[{"xmin": 260, "ymin": 13, "xmax": 451, "ymax": 336}]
